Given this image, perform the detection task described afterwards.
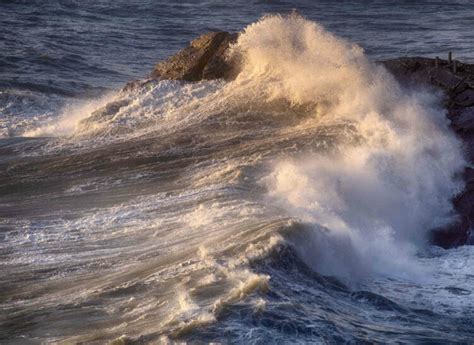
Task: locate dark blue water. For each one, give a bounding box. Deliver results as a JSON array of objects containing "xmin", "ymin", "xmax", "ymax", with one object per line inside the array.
[{"xmin": 2, "ymin": 0, "xmax": 474, "ymax": 96}]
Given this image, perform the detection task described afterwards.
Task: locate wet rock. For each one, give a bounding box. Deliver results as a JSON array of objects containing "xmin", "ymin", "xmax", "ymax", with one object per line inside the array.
[
  {"xmin": 450, "ymin": 106, "xmax": 474, "ymax": 132},
  {"xmin": 202, "ymin": 33, "xmax": 239, "ymax": 80},
  {"xmin": 381, "ymin": 57, "xmax": 474, "ymax": 92},
  {"xmin": 150, "ymin": 31, "xmax": 238, "ymax": 82},
  {"xmin": 431, "ymin": 217, "xmax": 471, "ymax": 249},
  {"xmin": 122, "ymin": 78, "xmax": 156, "ymax": 93},
  {"xmin": 430, "ymin": 168, "xmax": 474, "ymax": 248},
  {"xmin": 454, "ymin": 89, "xmax": 474, "ymax": 107}
]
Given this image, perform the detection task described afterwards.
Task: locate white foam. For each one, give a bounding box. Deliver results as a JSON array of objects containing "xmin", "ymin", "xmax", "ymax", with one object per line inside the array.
[{"xmin": 23, "ymin": 92, "xmax": 114, "ymax": 137}]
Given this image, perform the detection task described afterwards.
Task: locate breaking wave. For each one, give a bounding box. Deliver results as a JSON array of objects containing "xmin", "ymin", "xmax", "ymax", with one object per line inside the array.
[{"xmin": 2, "ymin": 15, "xmax": 472, "ymax": 344}]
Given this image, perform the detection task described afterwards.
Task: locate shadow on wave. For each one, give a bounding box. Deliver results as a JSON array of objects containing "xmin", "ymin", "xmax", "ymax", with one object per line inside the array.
[{"xmin": 182, "ymin": 239, "xmax": 474, "ymax": 344}]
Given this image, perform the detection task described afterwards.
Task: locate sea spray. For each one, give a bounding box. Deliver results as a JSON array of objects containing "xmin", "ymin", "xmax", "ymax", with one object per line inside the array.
[
  {"xmin": 231, "ymin": 15, "xmax": 467, "ymax": 280},
  {"xmin": 23, "ymin": 92, "xmax": 115, "ymax": 137}
]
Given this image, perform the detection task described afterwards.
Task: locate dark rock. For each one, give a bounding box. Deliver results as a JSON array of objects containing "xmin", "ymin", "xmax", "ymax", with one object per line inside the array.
[
  {"xmin": 202, "ymin": 33, "xmax": 239, "ymax": 80},
  {"xmin": 432, "ymin": 166, "xmax": 474, "ymax": 248},
  {"xmin": 150, "ymin": 31, "xmax": 238, "ymax": 82},
  {"xmin": 381, "ymin": 57, "xmax": 474, "ymax": 92},
  {"xmin": 459, "ymin": 131, "xmax": 474, "ymax": 163},
  {"xmin": 431, "ymin": 169, "xmax": 474, "ymax": 248},
  {"xmin": 450, "ymin": 106, "xmax": 474, "ymax": 132},
  {"xmin": 122, "ymin": 79, "xmax": 156, "ymax": 93},
  {"xmin": 454, "ymin": 89, "xmax": 474, "ymax": 107},
  {"xmin": 431, "ymin": 220, "xmax": 471, "ymax": 249}
]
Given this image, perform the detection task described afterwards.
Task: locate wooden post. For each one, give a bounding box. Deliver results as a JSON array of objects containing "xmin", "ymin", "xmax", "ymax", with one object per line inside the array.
[
  {"xmin": 435, "ymin": 56, "xmax": 439, "ymax": 68},
  {"xmin": 453, "ymin": 60, "xmax": 457, "ymax": 74},
  {"xmin": 448, "ymin": 51, "xmax": 452, "ymax": 63}
]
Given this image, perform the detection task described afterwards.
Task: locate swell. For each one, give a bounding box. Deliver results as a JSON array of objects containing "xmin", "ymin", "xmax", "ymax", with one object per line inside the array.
[{"xmin": 182, "ymin": 243, "xmax": 474, "ymax": 344}]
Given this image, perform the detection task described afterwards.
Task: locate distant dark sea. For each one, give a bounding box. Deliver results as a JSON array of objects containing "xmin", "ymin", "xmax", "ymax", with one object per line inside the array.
[{"xmin": 2, "ymin": 0, "xmax": 474, "ymax": 96}]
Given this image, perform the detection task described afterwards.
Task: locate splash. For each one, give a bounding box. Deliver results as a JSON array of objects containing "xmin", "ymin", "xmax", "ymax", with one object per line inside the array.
[
  {"xmin": 23, "ymin": 92, "xmax": 114, "ymax": 137},
  {"xmin": 227, "ymin": 15, "xmax": 467, "ymax": 280}
]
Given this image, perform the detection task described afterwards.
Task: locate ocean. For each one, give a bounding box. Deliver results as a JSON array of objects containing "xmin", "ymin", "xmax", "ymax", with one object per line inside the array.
[{"xmin": 1, "ymin": 1, "xmax": 474, "ymax": 344}]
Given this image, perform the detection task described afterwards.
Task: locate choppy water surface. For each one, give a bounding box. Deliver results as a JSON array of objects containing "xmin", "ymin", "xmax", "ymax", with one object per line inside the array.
[{"xmin": 1, "ymin": 2, "xmax": 474, "ymax": 344}]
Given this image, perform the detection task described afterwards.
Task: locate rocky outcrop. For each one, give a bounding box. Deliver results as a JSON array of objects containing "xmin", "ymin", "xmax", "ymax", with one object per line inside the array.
[
  {"xmin": 151, "ymin": 31, "xmax": 238, "ymax": 82},
  {"xmin": 123, "ymin": 33, "xmax": 474, "ymax": 248},
  {"xmin": 381, "ymin": 57, "xmax": 474, "ymax": 248},
  {"xmin": 122, "ymin": 31, "xmax": 238, "ymax": 92}
]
